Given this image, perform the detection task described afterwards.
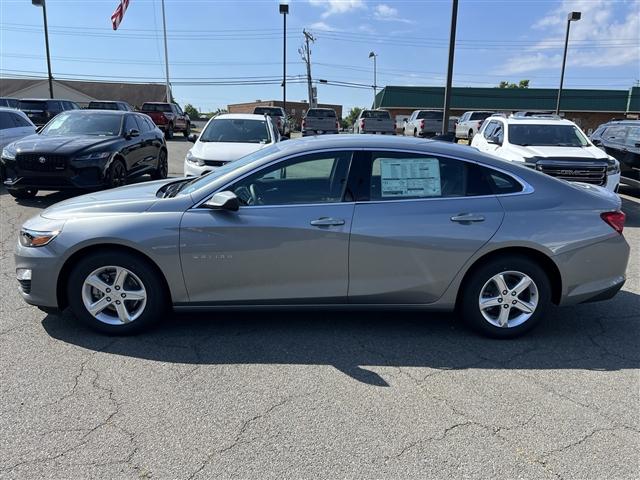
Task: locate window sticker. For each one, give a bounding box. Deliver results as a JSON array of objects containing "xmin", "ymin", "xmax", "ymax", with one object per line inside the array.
[{"xmin": 379, "ymin": 157, "xmax": 441, "ymax": 198}]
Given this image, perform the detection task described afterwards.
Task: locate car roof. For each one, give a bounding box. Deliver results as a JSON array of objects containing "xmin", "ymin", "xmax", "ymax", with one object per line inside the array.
[
  {"xmin": 602, "ymin": 119, "xmax": 640, "ymax": 125},
  {"xmin": 214, "ymin": 113, "xmax": 271, "ymax": 121},
  {"xmin": 19, "ymin": 98, "xmax": 74, "ymax": 102},
  {"xmin": 490, "ymin": 115, "xmax": 578, "ymax": 126},
  {"xmin": 89, "ymin": 100, "xmax": 125, "ymax": 104},
  {"xmin": 62, "ymin": 109, "xmax": 129, "ymax": 116},
  {"xmin": 0, "ymin": 106, "xmax": 26, "ymax": 113}
]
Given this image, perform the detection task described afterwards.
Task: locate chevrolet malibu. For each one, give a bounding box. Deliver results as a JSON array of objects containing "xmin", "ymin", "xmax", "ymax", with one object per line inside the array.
[{"xmin": 15, "ymin": 136, "xmax": 630, "ymax": 338}]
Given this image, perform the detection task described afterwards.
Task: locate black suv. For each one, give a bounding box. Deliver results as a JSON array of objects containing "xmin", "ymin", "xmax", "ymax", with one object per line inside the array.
[
  {"xmin": 18, "ymin": 98, "xmax": 80, "ymax": 126},
  {"xmin": 591, "ymin": 120, "xmax": 640, "ymax": 187},
  {"xmin": 87, "ymin": 100, "xmax": 134, "ymax": 111}
]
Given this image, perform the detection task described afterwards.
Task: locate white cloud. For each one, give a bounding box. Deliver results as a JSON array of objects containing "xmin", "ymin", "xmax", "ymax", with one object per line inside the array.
[
  {"xmin": 308, "ymin": 0, "xmax": 365, "ymax": 18},
  {"xmin": 501, "ymin": 0, "xmax": 640, "ymax": 75},
  {"xmin": 308, "ymin": 21, "xmax": 336, "ymax": 31},
  {"xmin": 372, "ymin": 3, "xmax": 414, "ymax": 24}
]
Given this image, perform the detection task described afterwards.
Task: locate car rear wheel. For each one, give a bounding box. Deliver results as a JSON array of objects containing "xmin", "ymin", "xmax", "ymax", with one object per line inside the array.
[
  {"xmin": 151, "ymin": 149, "xmax": 168, "ymax": 180},
  {"xmin": 468, "ymin": 129, "xmax": 474, "ymax": 141},
  {"xmin": 8, "ymin": 188, "xmax": 38, "ymax": 200},
  {"xmin": 67, "ymin": 251, "xmax": 167, "ymax": 334},
  {"xmin": 165, "ymin": 123, "xmax": 174, "ymax": 140},
  {"xmin": 107, "ymin": 159, "xmax": 127, "ymax": 189},
  {"xmin": 459, "ymin": 256, "xmax": 551, "ymax": 338},
  {"xmin": 183, "ymin": 122, "xmax": 191, "ymax": 137}
]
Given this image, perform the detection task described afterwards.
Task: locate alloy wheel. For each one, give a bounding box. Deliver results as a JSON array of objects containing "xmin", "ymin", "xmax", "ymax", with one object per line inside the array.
[
  {"xmin": 478, "ymin": 270, "xmax": 539, "ymax": 328},
  {"xmin": 109, "ymin": 161, "xmax": 126, "ymax": 188},
  {"xmin": 81, "ymin": 266, "xmax": 147, "ymax": 325}
]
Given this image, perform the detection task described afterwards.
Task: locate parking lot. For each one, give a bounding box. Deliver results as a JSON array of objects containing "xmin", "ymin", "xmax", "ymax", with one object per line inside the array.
[{"xmin": 0, "ymin": 138, "xmax": 638, "ymax": 479}]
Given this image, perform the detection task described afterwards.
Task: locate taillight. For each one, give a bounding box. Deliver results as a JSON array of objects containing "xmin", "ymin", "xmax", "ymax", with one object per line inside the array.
[
  {"xmin": 393, "ymin": 122, "xmax": 396, "ymax": 130},
  {"xmin": 420, "ymin": 119, "xmax": 425, "ymax": 129},
  {"xmin": 302, "ymin": 119, "xmax": 306, "ymax": 128},
  {"xmin": 360, "ymin": 119, "xmax": 365, "ymax": 129},
  {"xmin": 601, "ymin": 211, "xmax": 625, "ymax": 234},
  {"xmin": 336, "ymin": 121, "xmax": 340, "ymax": 130}
]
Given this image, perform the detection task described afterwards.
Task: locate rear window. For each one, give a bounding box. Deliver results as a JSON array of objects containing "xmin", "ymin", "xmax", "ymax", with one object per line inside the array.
[
  {"xmin": 141, "ymin": 103, "xmax": 172, "ymax": 112},
  {"xmin": 254, "ymin": 107, "xmax": 283, "ymax": 116},
  {"xmin": 362, "ymin": 110, "xmax": 390, "ymax": 119},
  {"xmin": 88, "ymin": 102, "xmax": 119, "ymax": 110},
  {"xmin": 306, "ymin": 109, "xmax": 336, "ymax": 118},
  {"xmin": 417, "ymin": 111, "xmax": 441, "ymax": 120},
  {"xmin": 19, "ymin": 100, "xmax": 47, "ymax": 111}
]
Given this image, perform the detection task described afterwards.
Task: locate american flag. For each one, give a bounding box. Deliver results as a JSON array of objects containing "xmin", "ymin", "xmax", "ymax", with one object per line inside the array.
[{"xmin": 111, "ymin": 0, "xmax": 130, "ymax": 30}]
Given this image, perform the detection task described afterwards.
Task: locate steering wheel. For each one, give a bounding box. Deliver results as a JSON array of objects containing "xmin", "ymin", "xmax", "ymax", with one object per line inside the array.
[
  {"xmin": 249, "ymin": 183, "xmax": 262, "ymax": 205},
  {"xmin": 234, "ymin": 185, "xmax": 255, "ymax": 206}
]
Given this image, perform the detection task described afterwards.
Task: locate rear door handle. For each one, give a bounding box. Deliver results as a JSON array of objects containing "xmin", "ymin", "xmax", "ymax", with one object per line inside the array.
[
  {"xmin": 450, "ymin": 213, "xmax": 485, "ymax": 223},
  {"xmin": 310, "ymin": 217, "xmax": 345, "ymax": 227}
]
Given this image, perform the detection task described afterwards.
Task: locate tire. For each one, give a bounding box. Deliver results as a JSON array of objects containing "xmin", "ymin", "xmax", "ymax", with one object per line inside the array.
[
  {"xmin": 459, "ymin": 255, "xmax": 551, "ymax": 338},
  {"xmin": 151, "ymin": 149, "xmax": 168, "ymax": 180},
  {"xmin": 413, "ymin": 128, "xmax": 417, "ymax": 137},
  {"xmin": 107, "ymin": 158, "xmax": 127, "ymax": 189},
  {"xmin": 8, "ymin": 188, "xmax": 38, "ymax": 200},
  {"xmin": 67, "ymin": 250, "xmax": 168, "ymax": 334},
  {"xmin": 165, "ymin": 123, "xmax": 174, "ymax": 140},
  {"xmin": 468, "ymin": 129, "xmax": 474, "ymax": 142},
  {"xmin": 183, "ymin": 122, "xmax": 191, "ymax": 138}
]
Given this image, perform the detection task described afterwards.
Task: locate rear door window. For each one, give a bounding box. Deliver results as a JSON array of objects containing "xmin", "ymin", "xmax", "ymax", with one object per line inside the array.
[
  {"xmin": 604, "ymin": 125, "xmax": 627, "ymax": 144},
  {"xmin": 625, "ymin": 127, "xmax": 640, "ymax": 148},
  {"xmin": 10, "ymin": 112, "xmax": 33, "ymax": 128}
]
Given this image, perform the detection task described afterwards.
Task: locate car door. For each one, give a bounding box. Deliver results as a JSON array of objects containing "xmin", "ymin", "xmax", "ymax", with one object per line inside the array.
[
  {"xmin": 179, "ymin": 150, "xmax": 355, "ymax": 303},
  {"xmin": 120, "ymin": 114, "xmax": 145, "ymax": 172},
  {"xmin": 348, "ymin": 151, "xmax": 505, "ymax": 304},
  {"xmin": 132, "ymin": 114, "xmax": 157, "ymax": 168}
]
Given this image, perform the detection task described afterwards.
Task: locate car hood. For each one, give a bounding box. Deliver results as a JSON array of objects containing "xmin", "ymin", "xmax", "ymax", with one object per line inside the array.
[
  {"xmin": 507, "ymin": 144, "xmax": 609, "ymax": 161},
  {"xmin": 191, "ymin": 141, "xmax": 269, "ymax": 162},
  {"xmin": 40, "ymin": 179, "xmax": 174, "ymax": 220},
  {"xmin": 10, "ymin": 134, "xmax": 119, "ymax": 155}
]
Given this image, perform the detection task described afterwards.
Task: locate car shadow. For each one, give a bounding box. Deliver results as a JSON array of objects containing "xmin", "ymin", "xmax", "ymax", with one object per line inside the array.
[{"xmin": 42, "ymin": 290, "xmax": 639, "ymax": 387}]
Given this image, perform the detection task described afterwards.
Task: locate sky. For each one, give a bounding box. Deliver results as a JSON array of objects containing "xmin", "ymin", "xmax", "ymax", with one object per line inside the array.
[{"xmin": 1, "ymin": 0, "xmax": 638, "ymax": 113}]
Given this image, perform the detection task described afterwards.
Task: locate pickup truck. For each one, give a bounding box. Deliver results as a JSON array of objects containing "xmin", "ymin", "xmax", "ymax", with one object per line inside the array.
[
  {"xmin": 140, "ymin": 102, "xmax": 191, "ymax": 139},
  {"xmin": 455, "ymin": 111, "xmax": 493, "ymax": 141},
  {"xmin": 253, "ymin": 106, "xmax": 290, "ymax": 138},
  {"xmin": 402, "ymin": 110, "xmax": 455, "ymax": 138},
  {"xmin": 301, "ymin": 108, "xmax": 339, "ymax": 136},
  {"xmin": 354, "ymin": 109, "xmax": 396, "ymax": 135}
]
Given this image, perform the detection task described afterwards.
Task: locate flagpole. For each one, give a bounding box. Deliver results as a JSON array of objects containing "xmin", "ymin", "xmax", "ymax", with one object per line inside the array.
[{"xmin": 160, "ymin": 0, "xmax": 171, "ymax": 102}]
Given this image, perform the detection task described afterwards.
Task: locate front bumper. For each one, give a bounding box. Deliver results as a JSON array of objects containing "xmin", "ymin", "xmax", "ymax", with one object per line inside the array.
[
  {"xmin": 14, "ymin": 241, "xmax": 65, "ymax": 309},
  {"xmin": 184, "ymin": 160, "xmax": 216, "ymax": 177},
  {"xmin": 1, "ymin": 155, "xmax": 111, "ymax": 190}
]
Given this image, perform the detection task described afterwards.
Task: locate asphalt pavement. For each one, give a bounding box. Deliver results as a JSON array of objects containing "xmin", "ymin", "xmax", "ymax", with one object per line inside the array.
[{"xmin": 0, "ymin": 137, "xmax": 638, "ymax": 479}]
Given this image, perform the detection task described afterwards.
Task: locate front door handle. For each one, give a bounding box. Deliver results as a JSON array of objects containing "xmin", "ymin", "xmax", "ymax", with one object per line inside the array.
[
  {"xmin": 310, "ymin": 217, "xmax": 345, "ymax": 227},
  {"xmin": 451, "ymin": 213, "xmax": 485, "ymax": 223}
]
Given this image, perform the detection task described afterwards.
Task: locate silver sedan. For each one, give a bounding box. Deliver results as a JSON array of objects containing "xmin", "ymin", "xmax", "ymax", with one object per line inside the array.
[{"xmin": 15, "ymin": 135, "xmax": 630, "ymax": 338}]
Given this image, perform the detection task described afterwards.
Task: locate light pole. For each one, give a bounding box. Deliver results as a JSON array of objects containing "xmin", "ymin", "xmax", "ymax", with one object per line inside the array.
[
  {"xmin": 32, "ymin": 0, "xmax": 53, "ymax": 99},
  {"xmin": 369, "ymin": 51, "xmax": 377, "ymax": 107},
  {"xmin": 280, "ymin": 2, "xmax": 289, "ymax": 117},
  {"xmin": 556, "ymin": 11, "xmax": 581, "ymax": 115},
  {"xmin": 442, "ymin": 0, "xmax": 458, "ymax": 136}
]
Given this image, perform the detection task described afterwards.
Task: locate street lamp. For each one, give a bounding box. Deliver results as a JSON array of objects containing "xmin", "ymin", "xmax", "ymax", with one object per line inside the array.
[
  {"xmin": 369, "ymin": 51, "xmax": 377, "ymax": 107},
  {"xmin": 556, "ymin": 11, "xmax": 581, "ymax": 115},
  {"xmin": 32, "ymin": 0, "xmax": 53, "ymax": 99},
  {"xmin": 280, "ymin": 2, "xmax": 289, "ymax": 118}
]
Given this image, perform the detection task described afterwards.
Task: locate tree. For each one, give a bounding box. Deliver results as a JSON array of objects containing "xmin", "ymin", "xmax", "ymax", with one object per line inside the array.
[
  {"xmin": 498, "ymin": 80, "xmax": 530, "ymax": 89},
  {"xmin": 184, "ymin": 104, "xmax": 200, "ymax": 119},
  {"xmin": 343, "ymin": 107, "xmax": 363, "ymax": 128}
]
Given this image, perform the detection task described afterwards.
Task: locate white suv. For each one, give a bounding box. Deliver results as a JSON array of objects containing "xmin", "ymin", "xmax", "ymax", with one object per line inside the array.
[{"xmin": 471, "ymin": 115, "xmax": 620, "ymax": 192}]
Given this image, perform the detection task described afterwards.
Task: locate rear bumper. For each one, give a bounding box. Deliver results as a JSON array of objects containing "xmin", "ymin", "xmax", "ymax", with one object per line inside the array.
[{"xmin": 555, "ymin": 233, "xmax": 630, "ymax": 306}]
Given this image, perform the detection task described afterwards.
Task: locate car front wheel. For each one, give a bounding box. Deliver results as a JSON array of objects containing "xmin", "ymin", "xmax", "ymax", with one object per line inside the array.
[
  {"xmin": 165, "ymin": 123, "xmax": 174, "ymax": 139},
  {"xmin": 151, "ymin": 149, "xmax": 168, "ymax": 180},
  {"xmin": 459, "ymin": 255, "xmax": 551, "ymax": 338},
  {"xmin": 67, "ymin": 251, "xmax": 167, "ymax": 334},
  {"xmin": 183, "ymin": 122, "xmax": 191, "ymax": 138}
]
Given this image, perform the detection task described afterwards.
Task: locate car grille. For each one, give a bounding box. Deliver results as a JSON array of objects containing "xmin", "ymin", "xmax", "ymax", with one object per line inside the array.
[
  {"xmin": 536, "ymin": 160, "xmax": 607, "ymax": 186},
  {"xmin": 203, "ymin": 160, "xmax": 227, "ymax": 167},
  {"xmin": 18, "ymin": 279, "xmax": 31, "ymax": 294},
  {"xmin": 16, "ymin": 154, "xmax": 67, "ymax": 172}
]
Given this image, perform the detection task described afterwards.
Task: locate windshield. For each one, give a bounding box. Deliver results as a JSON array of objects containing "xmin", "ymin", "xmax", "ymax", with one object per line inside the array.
[
  {"xmin": 362, "ymin": 110, "xmax": 390, "ymax": 119},
  {"xmin": 306, "ymin": 109, "xmax": 336, "ymax": 118},
  {"xmin": 19, "ymin": 100, "xmax": 47, "ymax": 111},
  {"xmin": 88, "ymin": 102, "xmax": 118, "ymax": 110},
  {"xmin": 141, "ymin": 103, "xmax": 171, "ymax": 112},
  {"xmin": 41, "ymin": 112, "xmax": 123, "ymax": 136},
  {"xmin": 254, "ymin": 107, "xmax": 282, "ymax": 116},
  {"xmin": 179, "ymin": 143, "xmax": 282, "ymax": 196},
  {"xmin": 509, "ymin": 124, "xmax": 589, "ymax": 147},
  {"xmin": 200, "ymin": 118, "xmax": 270, "ymax": 143}
]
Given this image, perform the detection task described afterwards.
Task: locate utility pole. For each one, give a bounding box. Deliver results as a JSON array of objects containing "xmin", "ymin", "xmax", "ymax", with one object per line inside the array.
[
  {"xmin": 300, "ymin": 30, "xmax": 316, "ymax": 107},
  {"xmin": 280, "ymin": 3, "xmax": 289, "ymax": 117},
  {"xmin": 160, "ymin": 0, "xmax": 171, "ymax": 103},
  {"xmin": 32, "ymin": 0, "xmax": 53, "ymax": 98},
  {"xmin": 441, "ymin": 0, "xmax": 458, "ymax": 136}
]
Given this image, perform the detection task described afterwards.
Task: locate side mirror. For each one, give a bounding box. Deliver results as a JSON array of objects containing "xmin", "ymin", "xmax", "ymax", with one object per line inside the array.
[
  {"xmin": 592, "ymin": 139, "xmax": 601, "ymax": 146},
  {"xmin": 203, "ymin": 191, "xmax": 240, "ymax": 211},
  {"xmin": 126, "ymin": 129, "xmax": 140, "ymax": 138},
  {"xmin": 488, "ymin": 134, "xmax": 503, "ymax": 146},
  {"xmin": 188, "ymin": 133, "xmax": 198, "ymax": 143}
]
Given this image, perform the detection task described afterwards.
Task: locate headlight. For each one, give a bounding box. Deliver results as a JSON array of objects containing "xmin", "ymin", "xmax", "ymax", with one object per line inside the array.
[
  {"xmin": 75, "ymin": 151, "xmax": 111, "ymax": 161},
  {"xmin": 186, "ymin": 151, "xmax": 205, "ymax": 166},
  {"xmin": 607, "ymin": 158, "xmax": 620, "ymax": 175},
  {"xmin": 19, "ymin": 228, "xmax": 60, "ymax": 247},
  {"xmin": 2, "ymin": 146, "xmax": 17, "ymax": 160}
]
